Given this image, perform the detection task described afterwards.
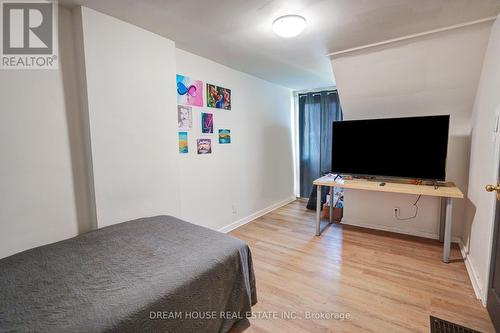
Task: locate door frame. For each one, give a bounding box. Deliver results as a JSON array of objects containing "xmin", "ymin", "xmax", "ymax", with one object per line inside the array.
[
  {"xmin": 484, "ymin": 107, "xmax": 500, "ymax": 305},
  {"xmin": 487, "ymin": 180, "xmax": 500, "ymax": 331},
  {"xmin": 292, "ymin": 92, "xmax": 300, "ymax": 198}
]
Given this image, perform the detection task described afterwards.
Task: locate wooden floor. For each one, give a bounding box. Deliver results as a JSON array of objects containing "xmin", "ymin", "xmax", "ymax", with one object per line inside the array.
[{"xmin": 229, "ymin": 200, "xmax": 495, "ymax": 333}]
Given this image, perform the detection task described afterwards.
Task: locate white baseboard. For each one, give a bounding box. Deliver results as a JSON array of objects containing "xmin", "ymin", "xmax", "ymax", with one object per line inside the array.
[
  {"xmin": 218, "ymin": 196, "xmax": 296, "ymax": 234},
  {"xmin": 458, "ymin": 239, "xmax": 484, "ymax": 305},
  {"xmin": 340, "ymin": 218, "xmax": 461, "ymax": 243}
]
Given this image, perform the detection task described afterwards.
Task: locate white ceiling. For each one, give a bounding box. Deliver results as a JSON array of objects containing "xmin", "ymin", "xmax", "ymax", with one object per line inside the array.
[
  {"xmin": 59, "ymin": 0, "xmax": 500, "ymax": 90},
  {"xmin": 331, "ymin": 22, "xmax": 491, "ymax": 131}
]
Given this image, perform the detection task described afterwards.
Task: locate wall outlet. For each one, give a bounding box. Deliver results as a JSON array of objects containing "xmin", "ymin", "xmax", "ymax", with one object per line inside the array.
[
  {"xmin": 232, "ymin": 204, "xmax": 237, "ymax": 214},
  {"xmin": 393, "ymin": 207, "xmax": 400, "ymax": 218}
]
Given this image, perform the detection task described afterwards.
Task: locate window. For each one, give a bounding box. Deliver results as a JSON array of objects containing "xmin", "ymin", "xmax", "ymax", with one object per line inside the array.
[{"xmin": 298, "ymin": 90, "xmax": 342, "ymax": 198}]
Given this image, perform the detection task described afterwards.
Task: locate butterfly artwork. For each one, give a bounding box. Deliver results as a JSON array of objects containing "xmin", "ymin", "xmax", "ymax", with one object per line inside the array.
[{"xmin": 176, "ymin": 74, "xmax": 203, "ymax": 107}]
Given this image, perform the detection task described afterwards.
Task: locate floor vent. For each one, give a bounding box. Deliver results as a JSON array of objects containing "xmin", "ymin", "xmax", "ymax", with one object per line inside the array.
[{"xmin": 430, "ymin": 316, "xmax": 481, "ymax": 333}]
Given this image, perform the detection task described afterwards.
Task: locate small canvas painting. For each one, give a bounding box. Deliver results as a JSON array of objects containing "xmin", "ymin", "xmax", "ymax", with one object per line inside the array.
[
  {"xmin": 176, "ymin": 74, "xmax": 203, "ymax": 107},
  {"xmin": 197, "ymin": 138, "xmax": 212, "ymax": 154},
  {"xmin": 219, "ymin": 129, "xmax": 231, "ymax": 144},
  {"xmin": 201, "ymin": 112, "xmax": 213, "ymax": 134},
  {"xmin": 177, "ymin": 105, "xmax": 192, "ymax": 130},
  {"xmin": 178, "ymin": 132, "xmax": 188, "ymax": 154},
  {"xmin": 207, "ymin": 83, "xmax": 231, "ymax": 110}
]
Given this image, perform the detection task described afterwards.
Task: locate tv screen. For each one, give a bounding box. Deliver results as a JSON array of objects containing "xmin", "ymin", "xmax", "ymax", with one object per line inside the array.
[{"xmin": 331, "ymin": 115, "xmax": 450, "ymax": 181}]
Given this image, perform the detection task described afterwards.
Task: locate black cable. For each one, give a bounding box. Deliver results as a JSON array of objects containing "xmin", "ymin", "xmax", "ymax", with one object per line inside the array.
[
  {"xmin": 396, "ymin": 194, "xmax": 422, "ymax": 220},
  {"xmin": 413, "ymin": 194, "xmax": 422, "ymax": 206}
]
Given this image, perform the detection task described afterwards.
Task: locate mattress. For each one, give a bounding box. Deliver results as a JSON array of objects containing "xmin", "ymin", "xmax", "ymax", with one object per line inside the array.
[{"xmin": 0, "ymin": 216, "xmax": 257, "ymax": 332}]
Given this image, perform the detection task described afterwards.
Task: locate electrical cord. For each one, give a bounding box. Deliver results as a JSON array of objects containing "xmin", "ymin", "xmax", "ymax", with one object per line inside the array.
[{"xmin": 396, "ymin": 194, "xmax": 422, "ymax": 220}]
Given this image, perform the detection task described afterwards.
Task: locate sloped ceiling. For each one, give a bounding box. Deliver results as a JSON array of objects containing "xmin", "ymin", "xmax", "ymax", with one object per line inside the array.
[
  {"xmin": 59, "ymin": 0, "xmax": 500, "ymax": 90},
  {"xmin": 330, "ymin": 21, "xmax": 493, "ymax": 131}
]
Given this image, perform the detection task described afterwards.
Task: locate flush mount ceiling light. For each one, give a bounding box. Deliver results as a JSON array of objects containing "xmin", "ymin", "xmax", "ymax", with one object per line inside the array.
[{"xmin": 272, "ymin": 15, "xmax": 307, "ymax": 38}]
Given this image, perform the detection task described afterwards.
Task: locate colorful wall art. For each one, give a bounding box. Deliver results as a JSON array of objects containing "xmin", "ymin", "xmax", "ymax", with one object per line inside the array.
[
  {"xmin": 178, "ymin": 132, "xmax": 188, "ymax": 153},
  {"xmin": 207, "ymin": 83, "xmax": 231, "ymax": 110},
  {"xmin": 201, "ymin": 112, "xmax": 213, "ymax": 134},
  {"xmin": 177, "ymin": 105, "xmax": 192, "ymax": 130},
  {"xmin": 219, "ymin": 129, "xmax": 231, "ymax": 144},
  {"xmin": 176, "ymin": 74, "xmax": 203, "ymax": 107},
  {"xmin": 197, "ymin": 138, "xmax": 212, "ymax": 154}
]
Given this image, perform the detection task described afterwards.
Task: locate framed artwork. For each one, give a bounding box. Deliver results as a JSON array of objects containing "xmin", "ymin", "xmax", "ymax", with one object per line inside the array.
[
  {"xmin": 177, "ymin": 105, "xmax": 192, "ymax": 130},
  {"xmin": 219, "ymin": 129, "xmax": 231, "ymax": 144},
  {"xmin": 178, "ymin": 132, "xmax": 188, "ymax": 154},
  {"xmin": 197, "ymin": 138, "xmax": 212, "ymax": 154},
  {"xmin": 201, "ymin": 112, "xmax": 213, "ymax": 134},
  {"xmin": 176, "ymin": 74, "xmax": 203, "ymax": 107},
  {"xmin": 207, "ymin": 83, "xmax": 231, "ymax": 110}
]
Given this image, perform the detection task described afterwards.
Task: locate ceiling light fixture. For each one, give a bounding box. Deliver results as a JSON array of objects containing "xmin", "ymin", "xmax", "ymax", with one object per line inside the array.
[{"xmin": 272, "ymin": 15, "xmax": 307, "ymax": 38}]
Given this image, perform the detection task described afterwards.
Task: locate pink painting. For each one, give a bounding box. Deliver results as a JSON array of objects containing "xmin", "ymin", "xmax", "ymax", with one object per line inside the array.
[{"xmin": 176, "ymin": 74, "xmax": 203, "ymax": 107}]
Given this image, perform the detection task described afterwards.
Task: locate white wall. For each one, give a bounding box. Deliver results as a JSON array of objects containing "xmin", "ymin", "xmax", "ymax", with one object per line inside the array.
[
  {"xmin": 176, "ymin": 49, "xmax": 295, "ymax": 231},
  {"xmin": 77, "ymin": 7, "xmax": 181, "ymax": 227},
  {"xmin": 0, "ymin": 7, "xmax": 93, "ymax": 258},
  {"xmin": 0, "ymin": 5, "xmax": 293, "ymax": 258},
  {"xmin": 76, "ymin": 7, "xmax": 294, "ymax": 230},
  {"xmin": 463, "ymin": 14, "xmax": 500, "ymax": 303},
  {"xmin": 330, "ymin": 22, "xmax": 492, "ymax": 240}
]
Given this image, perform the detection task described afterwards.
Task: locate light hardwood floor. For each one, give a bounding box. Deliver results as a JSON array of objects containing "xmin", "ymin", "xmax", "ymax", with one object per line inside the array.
[{"xmin": 229, "ymin": 200, "xmax": 495, "ymax": 333}]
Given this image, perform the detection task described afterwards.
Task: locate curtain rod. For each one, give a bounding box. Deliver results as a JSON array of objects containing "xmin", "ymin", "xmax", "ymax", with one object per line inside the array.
[
  {"xmin": 294, "ymin": 86, "xmax": 337, "ymax": 95},
  {"xmin": 327, "ymin": 16, "xmax": 497, "ymax": 57},
  {"xmin": 298, "ymin": 91, "xmax": 338, "ymax": 98}
]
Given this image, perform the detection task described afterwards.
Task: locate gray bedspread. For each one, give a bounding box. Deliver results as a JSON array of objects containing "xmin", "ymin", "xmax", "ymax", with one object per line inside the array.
[{"xmin": 0, "ymin": 216, "xmax": 257, "ymax": 333}]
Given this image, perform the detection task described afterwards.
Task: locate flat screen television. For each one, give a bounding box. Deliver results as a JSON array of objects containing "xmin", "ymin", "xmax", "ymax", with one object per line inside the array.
[{"xmin": 331, "ymin": 115, "xmax": 450, "ymax": 181}]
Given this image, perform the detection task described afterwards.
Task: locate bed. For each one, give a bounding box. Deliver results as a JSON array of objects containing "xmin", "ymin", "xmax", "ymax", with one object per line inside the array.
[{"xmin": 0, "ymin": 216, "xmax": 257, "ymax": 332}]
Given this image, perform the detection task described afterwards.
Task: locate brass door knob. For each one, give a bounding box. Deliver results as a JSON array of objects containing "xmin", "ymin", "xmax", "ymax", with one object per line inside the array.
[{"xmin": 485, "ymin": 184, "xmax": 500, "ymax": 193}]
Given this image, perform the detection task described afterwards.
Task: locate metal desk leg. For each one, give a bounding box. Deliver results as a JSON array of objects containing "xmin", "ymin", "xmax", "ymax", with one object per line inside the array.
[
  {"xmin": 443, "ymin": 197, "xmax": 453, "ymax": 263},
  {"xmin": 329, "ymin": 186, "xmax": 334, "ymax": 223},
  {"xmin": 439, "ymin": 197, "xmax": 446, "ymax": 242},
  {"xmin": 316, "ymin": 185, "xmax": 321, "ymax": 236}
]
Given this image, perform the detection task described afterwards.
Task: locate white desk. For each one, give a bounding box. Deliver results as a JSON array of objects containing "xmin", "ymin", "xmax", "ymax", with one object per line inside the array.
[{"xmin": 313, "ymin": 175, "xmax": 464, "ymax": 263}]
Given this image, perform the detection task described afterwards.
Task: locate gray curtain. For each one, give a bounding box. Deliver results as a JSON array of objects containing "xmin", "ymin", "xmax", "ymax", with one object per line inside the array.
[{"xmin": 299, "ymin": 90, "xmax": 342, "ymax": 198}]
